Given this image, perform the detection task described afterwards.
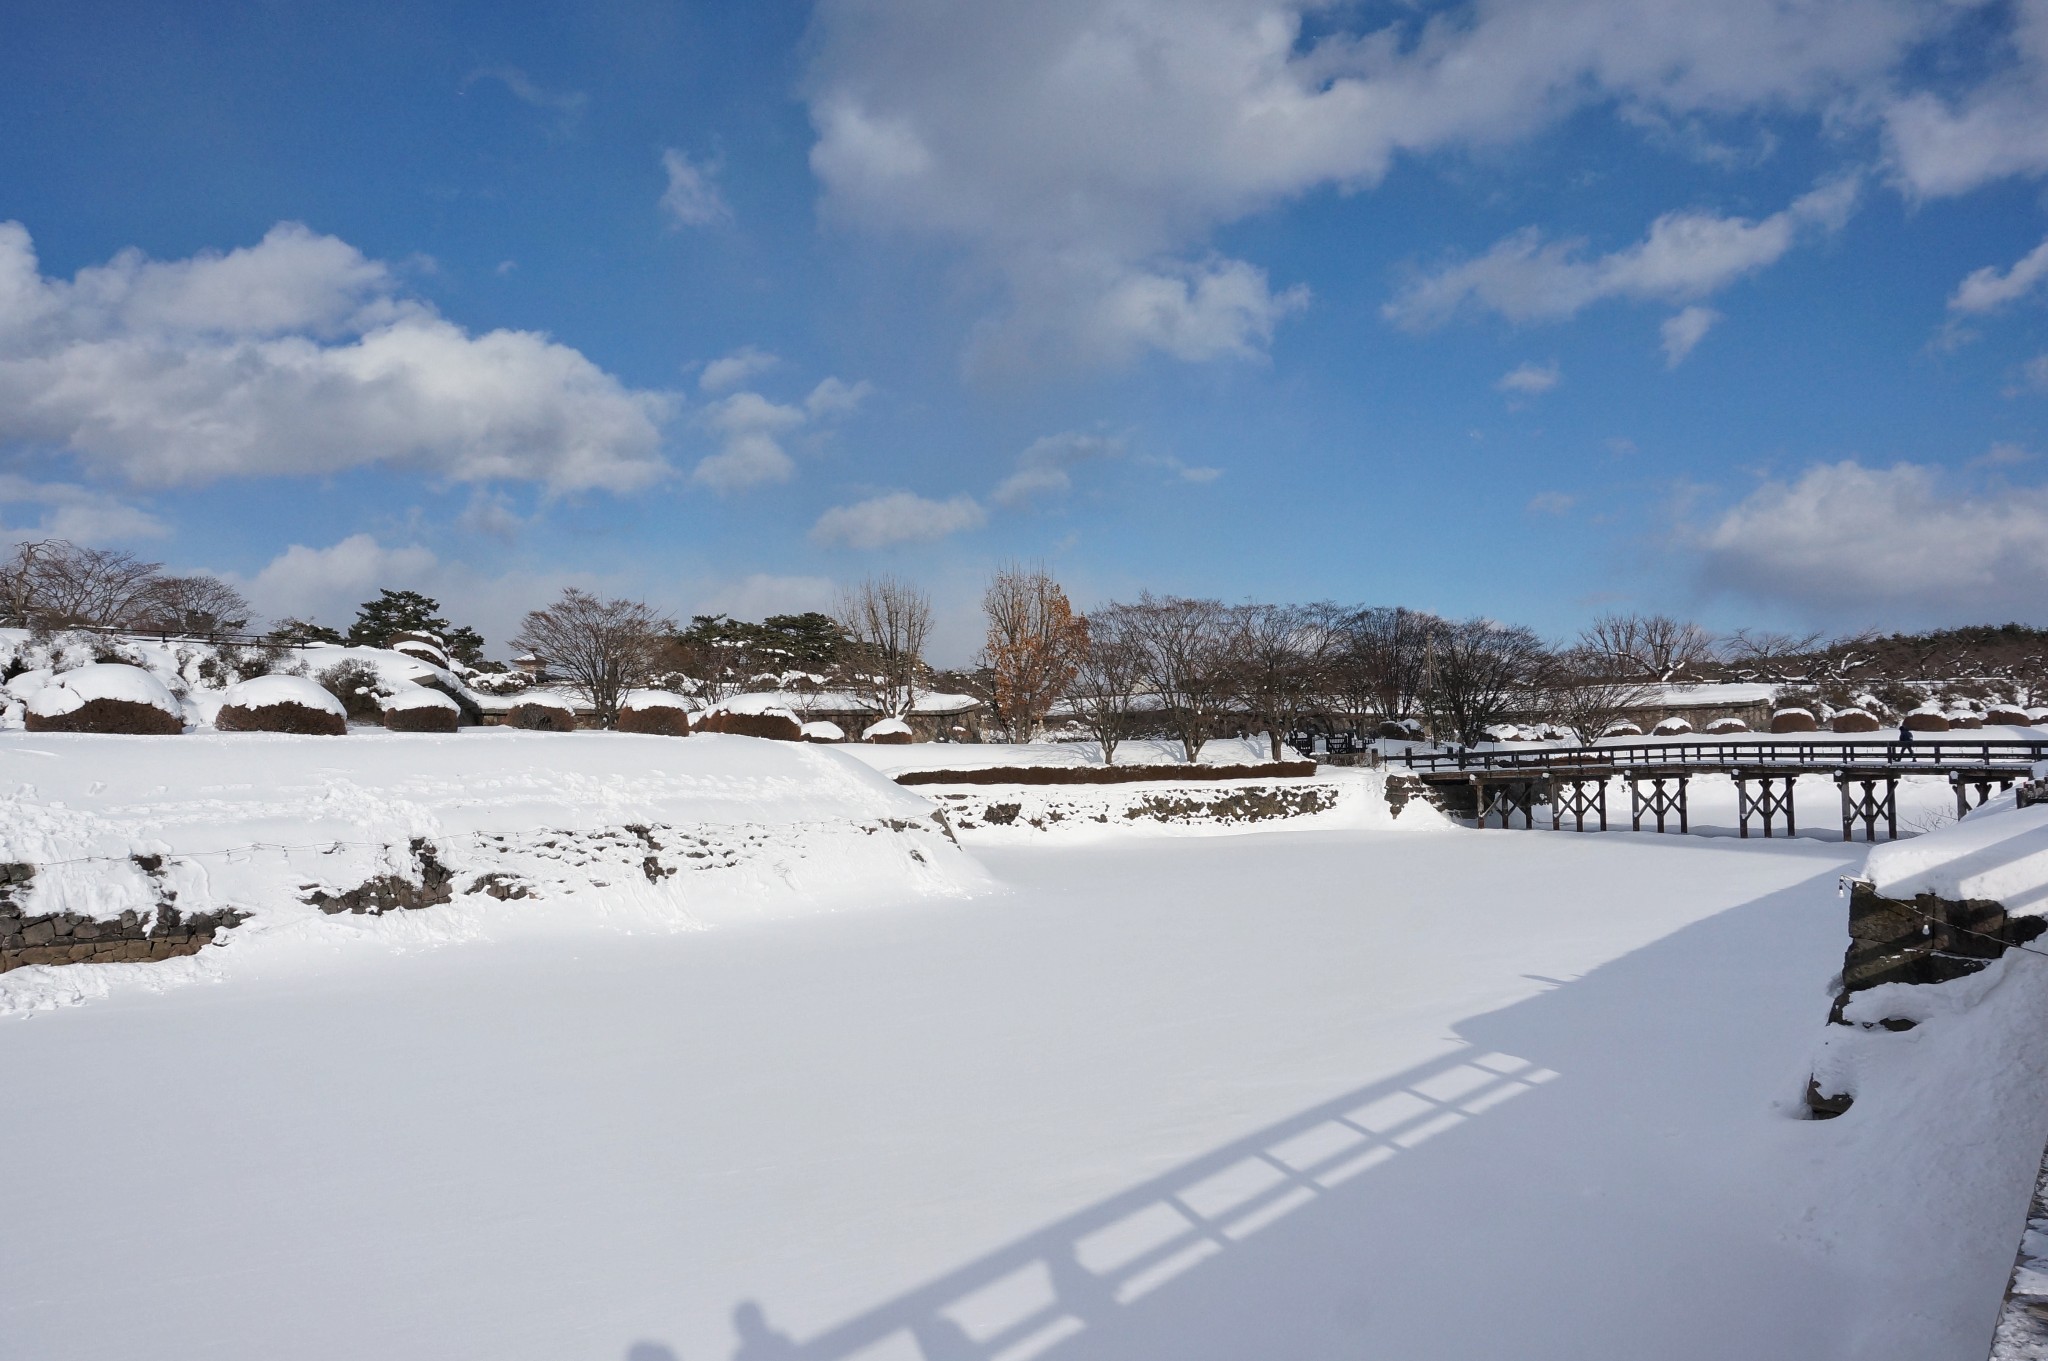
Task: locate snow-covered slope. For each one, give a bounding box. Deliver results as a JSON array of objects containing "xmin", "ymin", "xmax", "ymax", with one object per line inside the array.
[{"xmin": 0, "ymin": 729, "xmax": 985, "ymax": 1014}]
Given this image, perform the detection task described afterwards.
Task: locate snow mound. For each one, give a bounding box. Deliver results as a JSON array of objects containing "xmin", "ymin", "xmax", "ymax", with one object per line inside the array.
[
  {"xmin": 801, "ymin": 720, "xmax": 846, "ymax": 742},
  {"xmin": 24, "ymin": 663, "xmax": 180, "ymax": 719},
  {"xmin": 863, "ymin": 717, "xmax": 913, "ymax": 740},
  {"xmin": 220, "ymin": 674, "xmax": 347, "ymax": 717},
  {"xmin": 708, "ymin": 693, "xmax": 803, "ymax": 720}
]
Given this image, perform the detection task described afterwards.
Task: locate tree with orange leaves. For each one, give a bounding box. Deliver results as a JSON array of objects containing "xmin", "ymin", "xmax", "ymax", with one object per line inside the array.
[{"xmin": 979, "ymin": 563, "xmax": 1085, "ymax": 742}]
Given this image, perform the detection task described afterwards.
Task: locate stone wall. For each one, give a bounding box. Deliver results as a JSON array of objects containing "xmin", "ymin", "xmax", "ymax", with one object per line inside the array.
[
  {"xmin": 0, "ymin": 858, "xmax": 249, "ymax": 973},
  {"xmin": 930, "ymin": 780, "xmax": 1341, "ymax": 832}
]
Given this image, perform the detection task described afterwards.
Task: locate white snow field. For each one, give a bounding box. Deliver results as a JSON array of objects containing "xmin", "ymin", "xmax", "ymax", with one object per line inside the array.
[{"xmin": 6, "ymin": 744, "xmax": 2048, "ymax": 1361}]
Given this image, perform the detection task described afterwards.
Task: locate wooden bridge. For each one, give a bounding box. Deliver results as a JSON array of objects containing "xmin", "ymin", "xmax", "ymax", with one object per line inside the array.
[{"xmin": 1394, "ymin": 739, "xmax": 2048, "ymax": 841}]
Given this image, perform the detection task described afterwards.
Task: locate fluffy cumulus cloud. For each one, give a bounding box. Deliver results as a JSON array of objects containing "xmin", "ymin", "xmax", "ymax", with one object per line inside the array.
[
  {"xmin": 238, "ymin": 533, "xmax": 441, "ymax": 624},
  {"xmin": 804, "ymin": 0, "xmax": 1938, "ymax": 368},
  {"xmin": 690, "ymin": 374, "xmax": 872, "ymax": 493},
  {"xmin": 1693, "ymin": 460, "xmax": 2048, "ymax": 621},
  {"xmin": 991, "ymin": 431, "xmax": 1126, "ymax": 506},
  {"xmin": 659, "ymin": 148, "xmax": 731, "ymax": 227},
  {"xmin": 0, "ymin": 222, "xmax": 671, "ymax": 494},
  {"xmin": 809, "ymin": 491, "xmax": 986, "ymax": 549},
  {"xmin": 1386, "ymin": 178, "xmax": 1857, "ymax": 330}
]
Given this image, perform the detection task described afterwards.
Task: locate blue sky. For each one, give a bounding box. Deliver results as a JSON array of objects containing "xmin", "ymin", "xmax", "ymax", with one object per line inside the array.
[{"xmin": 2, "ymin": 0, "xmax": 2046, "ymax": 660}]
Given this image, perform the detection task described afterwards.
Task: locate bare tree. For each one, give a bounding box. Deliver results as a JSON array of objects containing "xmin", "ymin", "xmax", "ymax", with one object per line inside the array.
[
  {"xmin": 1124, "ymin": 593, "xmax": 1231, "ymax": 762},
  {"xmin": 131, "ymin": 575, "xmax": 253, "ymax": 638},
  {"xmin": 1582, "ymin": 613, "xmax": 1717, "ymax": 683},
  {"xmin": 512, "ymin": 588, "xmax": 672, "ymax": 729},
  {"xmin": 978, "ymin": 563, "xmax": 1085, "ymax": 741},
  {"xmin": 1067, "ymin": 604, "xmax": 1147, "ymax": 765},
  {"xmin": 1338, "ymin": 605, "xmax": 1440, "ymax": 729},
  {"xmin": 1536, "ymin": 646, "xmax": 1657, "ymax": 745},
  {"xmin": 1227, "ymin": 602, "xmax": 1338, "ymax": 760},
  {"xmin": 834, "ymin": 576, "xmax": 934, "ymax": 720},
  {"xmin": 1418, "ymin": 618, "xmax": 1546, "ymax": 747},
  {"xmin": 1720, "ymin": 628, "xmax": 1825, "ymax": 682},
  {"xmin": 0, "ymin": 539, "xmax": 164, "ymax": 631}
]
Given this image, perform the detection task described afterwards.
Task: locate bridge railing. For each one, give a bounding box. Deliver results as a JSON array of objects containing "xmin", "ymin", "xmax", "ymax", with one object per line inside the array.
[{"xmin": 1398, "ymin": 739, "xmax": 2048, "ymax": 774}]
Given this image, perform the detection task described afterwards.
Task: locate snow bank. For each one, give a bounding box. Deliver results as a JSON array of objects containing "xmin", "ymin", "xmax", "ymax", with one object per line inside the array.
[
  {"xmin": 840, "ymin": 736, "xmax": 1284, "ymax": 778},
  {"xmin": 1865, "ymin": 797, "xmax": 2048, "ymax": 910},
  {"xmin": 24, "ymin": 663, "xmax": 181, "ymax": 719},
  {"xmin": 863, "ymin": 716, "xmax": 913, "ymax": 741},
  {"xmin": 0, "ymin": 730, "xmax": 987, "ymax": 1014}
]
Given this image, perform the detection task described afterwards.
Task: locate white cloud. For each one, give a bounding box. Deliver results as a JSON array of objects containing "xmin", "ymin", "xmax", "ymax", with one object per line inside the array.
[
  {"xmin": 0, "ymin": 474, "xmax": 167, "ymax": 543},
  {"xmin": 690, "ymin": 374, "xmax": 869, "ymax": 493},
  {"xmin": 699, "ymin": 345, "xmax": 780, "ymax": 392},
  {"xmin": 991, "ymin": 431, "xmax": 1125, "ymax": 507},
  {"xmin": 805, "ymin": 0, "xmax": 1926, "ymax": 367},
  {"xmin": 240, "ymin": 533, "xmax": 441, "ymax": 624},
  {"xmin": 2028, "ymin": 354, "xmax": 2048, "ymax": 392},
  {"xmin": 660, "ymin": 148, "xmax": 731, "ymax": 228},
  {"xmin": 1660, "ymin": 305, "xmax": 1721, "ymax": 367},
  {"xmin": 803, "ymin": 376, "xmax": 873, "ymax": 418},
  {"xmin": 1949, "ymin": 237, "xmax": 2048, "ymax": 315},
  {"xmin": 809, "ymin": 491, "xmax": 986, "ymax": 549},
  {"xmin": 690, "ymin": 376, "xmax": 869, "ymax": 493},
  {"xmin": 0, "ymin": 221, "xmax": 671, "ymax": 494},
  {"xmin": 1885, "ymin": 2, "xmax": 2048, "ymax": 198},
  {"xmin": 1525, "ymin": 491, "xmax": 1576, "ymax": 516},
  {"xmin": 691, "ymin": 572, "xmax": 839, "ymax": 621},
  {"xmin": 1496, "ymin": 361, "xmax": 1560, "ymax": 395},
  {"xmin": 1386, "ymin": 178, "xmax": 1857, "ymax": 330},
  {"xmin": 464, "ymin": 67, "xmax": 588, "ymax": 138},
  {"xmin": 1693, "ymin": 460, "xmax": 2048, "ymax": 621}
]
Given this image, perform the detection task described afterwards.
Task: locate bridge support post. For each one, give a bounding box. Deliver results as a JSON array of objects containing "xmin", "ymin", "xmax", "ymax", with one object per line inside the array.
[
  {"xmin": 1628, "ymin": 771, "xmax": 1690, "ymax": 833},
  {"xmin": 1550, "ymin": 775, "xmax": 1608, "ymax": 832},
  {"xmin": 1836, "ymin": 771, "xmax": 1900, "ymax": 842},
  {"xmin": 1950, "ymin": 769, "xmax": 2019, "ymax": 818},
  {"xmin": 1734, "ymin": 773, "xmax": 1798, "ymax": 839},
  {"xmin": 1470, "ymin": 775, "xmax": 1537, "ymax": 829}
]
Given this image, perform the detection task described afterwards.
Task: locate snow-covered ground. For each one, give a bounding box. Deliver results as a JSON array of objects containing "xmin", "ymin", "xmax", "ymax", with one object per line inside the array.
[{"xmin": 6, "ymin": 766, "xmax": 2048, "ymax": 1360}]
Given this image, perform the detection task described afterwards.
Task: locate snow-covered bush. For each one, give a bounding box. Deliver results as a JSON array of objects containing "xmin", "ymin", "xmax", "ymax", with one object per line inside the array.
[
  {"xmin": 1651, "ymin": 717, "xmax": 1693, "ymax": 735},
  {"xmin": 316, "ymin": 660, "xmax": 391, "ymax": 722},
  {"xmin": 801, "ymin": 720, "xmax": 845, "ymax": 743},
  {"xmin": 863, "ymin": 717, "xmax": 914, "ymax": 744},
  {"xmin": 216, "ymin": 675, "xmax": 348, "ymax": 735},
  {"xmin": 381, "ymin": 687, "xmax": 461, "ymax": 733},
  {"xmin": 616, "ymin": 689, "xmax": 693, "ymax": 736},
  {"xmin": 698, "ymin": 708, "xmax": 802, "ymax": 740},
  {"xmin": 1829, "ymin": 709, "xmax": 1880, "ymax": 733},
  {"xmin": 1705, "ymin": 717, "xmax": 1748, "ymax": 734},
  {"xmin": 23, "ymin": 663, "xmax": 184, "ymax": 734},
  {"xmin": 1602, "ymin": 719, "xmax": 1643, "ymax": 738},
  {"xmin": 507, "ymin": 698, "xmax": 579, "ymax": 732},
  {"xmin": 1903, "ymin": 705, "xmax": 1951, "ymax": 733},
  {"xmin": 1769, "ymin": 708, "xmax": 1817, "ymax": 733}
]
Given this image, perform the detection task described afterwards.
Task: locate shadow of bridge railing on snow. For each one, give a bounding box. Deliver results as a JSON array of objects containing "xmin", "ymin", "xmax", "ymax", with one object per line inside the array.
[{"xmin": 722, "ymin": 1045, "xmax": 1560, "ymax": 1361}]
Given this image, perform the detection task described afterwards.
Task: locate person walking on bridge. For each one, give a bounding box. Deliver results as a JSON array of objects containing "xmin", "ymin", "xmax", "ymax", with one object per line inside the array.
[{"xmin": 1898, "ymin": 720, "xmax": 1915, "ymax": 747}]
